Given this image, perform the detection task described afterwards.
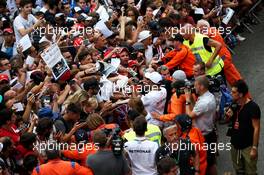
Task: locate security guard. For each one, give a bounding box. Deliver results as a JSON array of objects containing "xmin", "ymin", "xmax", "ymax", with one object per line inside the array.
[
  {"xmin": 181, "ymin": 24, "xmax": 224, "ymax": 77},
  {"xmin": 124, "ymin": 110, "xmax": 161, "ymax": 146}
]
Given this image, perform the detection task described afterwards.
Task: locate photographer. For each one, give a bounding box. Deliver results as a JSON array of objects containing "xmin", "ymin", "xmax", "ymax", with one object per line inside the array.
[
  {"xmin": 193, "ymin": 62, "xmax": 226, "ymax": 121},
  {"xmin": 225, "ymin": 80, "xmax": 260, "ymax": 175},
  {"xmin": 152, "ymin": 70, "xmax": 197, "ymax": 122},
  {"xmin": 86, "ymin": 130, "xmax": 131, "ymax": 175},
  {"xmin": 184, "ymin": 75, "xmax": 217, "ymax": 175}
]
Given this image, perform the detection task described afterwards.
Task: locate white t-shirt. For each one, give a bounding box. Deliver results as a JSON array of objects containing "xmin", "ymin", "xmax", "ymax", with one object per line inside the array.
[
  {"xmin": 124, "ymin": 137, "xmax": 158, "ymax": 175},
  {"xmin": 193, "ymin": 91, "xmax": 216, "ymax": 135},
  {"xmin": 145, "ymin": 45, "xmax": 153, "ymax": 65},
  {"xmin": 13, "ymin": 14, "xmax": 37, "ymax": 42},
  {"xmin": 39, "ymin": 34, "xmax": 56, "ymax": 44},
  {"xmin": 141, "ymin": 87, "xmax": 167, "ymax": 127},
  {"xmin": 96, "ymin": 75, "xmax": 114, "ymax": 102}
]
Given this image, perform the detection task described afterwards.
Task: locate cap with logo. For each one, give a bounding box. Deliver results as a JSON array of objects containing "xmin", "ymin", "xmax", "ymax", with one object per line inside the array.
[{"xmin": 145, "ymin": 71, "xmax": 162, "ymax": 84}]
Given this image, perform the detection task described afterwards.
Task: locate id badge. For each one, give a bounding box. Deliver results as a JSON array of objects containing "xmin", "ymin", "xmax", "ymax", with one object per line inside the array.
[{"xmin": 234, "ymin": 121, "xmax": 239, "ymax": 130}]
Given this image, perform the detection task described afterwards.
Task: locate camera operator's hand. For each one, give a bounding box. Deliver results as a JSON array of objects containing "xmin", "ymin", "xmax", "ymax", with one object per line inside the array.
[{"xmin": 184, "ymin": 87, "xmax": 193, "ymax": 105}]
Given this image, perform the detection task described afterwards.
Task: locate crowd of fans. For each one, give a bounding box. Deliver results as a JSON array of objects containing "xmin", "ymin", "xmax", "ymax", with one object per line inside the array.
[{"xmin": 0, "ymin": 0, "xmax": 262, "ymax": 174}]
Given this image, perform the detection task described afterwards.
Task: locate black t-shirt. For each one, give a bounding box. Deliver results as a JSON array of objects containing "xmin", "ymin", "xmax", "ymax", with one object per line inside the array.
[
  {"xmin": 231, "ymin": 100, "xmax": 261, "ymax": 149},
  {"xmin": 155, "ymin": 139, "xmax": 195, "ymax": 175},
  {"xmin": 87, "ymin": 150, "xmax": 130, "ymax": 175}
]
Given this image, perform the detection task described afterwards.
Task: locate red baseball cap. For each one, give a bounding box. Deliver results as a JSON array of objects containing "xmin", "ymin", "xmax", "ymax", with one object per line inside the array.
[
  {"xmin": 73, "ymin": 37, "xmax": 83, "ymax": 47},
  {"xmin": 0, "ymin": 74, "xmax": 9, "ymax": 82},
  {"xmin": 104, "ymin": 49, "xmax": 118, "ymax": 58},
  {"xmin": 3, "ymin": 28, "xmax": 13, "ymax": 34},
  {"xmin": 128, "ymin": 60, "xmax": 138, "ymax": 68}
]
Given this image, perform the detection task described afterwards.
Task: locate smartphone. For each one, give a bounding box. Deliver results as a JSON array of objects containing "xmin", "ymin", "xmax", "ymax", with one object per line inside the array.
[
  {"xmin": 41, "ymin": 96, "xmax": 51, "ymax": 107},
  {"xmin": 83, "ymin": 39, "xmax": 90, "ymax": 46},
  {"xmin": 68, "ymin": 79, "xmax": 76, "ymax": 86},
  {"xmin": 137, "ymin": 16, "xmax": 143, "ymax": 23}
]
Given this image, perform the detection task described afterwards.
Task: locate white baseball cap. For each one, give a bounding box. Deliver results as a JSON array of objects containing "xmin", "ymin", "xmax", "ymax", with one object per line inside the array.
[
  {"xmin": 145, "ymin": 71, "xmax": 162, "ymax": 84},
  {"xmin": 138, "ymin": 30, "xmax": 152, "ymax": 42}
]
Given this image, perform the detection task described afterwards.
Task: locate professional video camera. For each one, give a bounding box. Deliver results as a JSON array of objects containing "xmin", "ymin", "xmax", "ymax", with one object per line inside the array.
[
  {"xmin": 172, "ymin": 80, "xmax": 195, "ymax": 98},
  {"xmin": 172, "ymin": 75, "xmax": 225, "ymax": 97},
  {"xmin": 207, "ymin": 75, "xmax": 225, "ymax": 93},
  {"xmin": 103, "ymin": 127, "xmax": 124, "ymax": 156}
]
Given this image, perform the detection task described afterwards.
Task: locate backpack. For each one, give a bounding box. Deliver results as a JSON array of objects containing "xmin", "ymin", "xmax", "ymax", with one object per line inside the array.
[{"xmin": 219, "ymin": 86, "xmax": 233, "ymax": 119}]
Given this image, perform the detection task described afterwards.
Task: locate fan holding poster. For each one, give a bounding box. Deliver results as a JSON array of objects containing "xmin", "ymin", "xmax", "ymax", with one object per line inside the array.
[{"xmin": 40, "ymin": 44, "xmax": 70, "ymax": 80}]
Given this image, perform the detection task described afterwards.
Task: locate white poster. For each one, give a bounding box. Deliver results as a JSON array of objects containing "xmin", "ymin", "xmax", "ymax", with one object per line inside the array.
[
  {"xmin": 41, "ymin": 44, "xmax": 70, "ymax": 80},
  {"xmin": 19, "ymin": 34, "xmax": 32, "ymax": 52},
  {"xmin": 222, "ymin": 8, "xmax": 235, "ymax": 25}
]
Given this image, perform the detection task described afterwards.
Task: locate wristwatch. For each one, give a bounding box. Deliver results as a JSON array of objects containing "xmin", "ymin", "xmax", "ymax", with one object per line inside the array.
[{"xmin": 185, "ymin": 101, "xmax": 191, "ymax": 105}]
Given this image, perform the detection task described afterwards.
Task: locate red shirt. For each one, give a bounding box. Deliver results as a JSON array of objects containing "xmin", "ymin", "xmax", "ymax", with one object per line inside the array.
[{"xmin": 0, "ymin": 125, "xmax": 20, "ymax": 144}]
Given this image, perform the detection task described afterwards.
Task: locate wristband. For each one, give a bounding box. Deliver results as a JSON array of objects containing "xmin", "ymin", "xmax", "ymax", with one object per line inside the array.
[
  {"xmin": 252, "ymin": 146, "xmax": 258, "ymax": 150},
  {"xmin": 186, "ymin": 101, "xmax": 191, "ymax": 105}
]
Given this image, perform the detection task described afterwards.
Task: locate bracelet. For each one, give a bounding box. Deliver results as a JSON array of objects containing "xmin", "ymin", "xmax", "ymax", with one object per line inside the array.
[{"xmin": 186, "ymin": 101, "xmax": 191, "ymax": 105}]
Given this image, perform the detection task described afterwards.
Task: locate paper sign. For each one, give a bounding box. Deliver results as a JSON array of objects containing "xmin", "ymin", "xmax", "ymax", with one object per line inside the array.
[
  {"xmin": 26, "ymin": 55, "xmax": 35, "ymax": 66},
  {"xmin": 94, "ymin": 20, "xmax": 113, "ymax": 38},
  {"xmin": 41, "ymin": 44, "xmax": 70, "ymax": 80},
  {"xmin": 13, "ymin": 102, "xmax": 24, "ymax": 112},
  {"xmin": 222, "ymin": 8, "xmax": 235, "ymax": 25},
  {"xmin": 19, "ymin": 34, "xmax": 32, "ymax": 52},
  {"xmin": 194, "ymin": 8, "xmax": 205, "ymax": 15},
  {"xmin": 111, "ymin": 58, "xmax": 121, "ymax": 69}
]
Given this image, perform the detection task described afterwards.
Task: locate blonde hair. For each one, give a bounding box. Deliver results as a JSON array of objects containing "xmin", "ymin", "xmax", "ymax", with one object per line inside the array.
[
  {"xmin": 86, "ymin": 97, "xmax": 98, "ymax": 109},
  {"xmin": 86, "ymin": 113, "xmax": 105, "ymax": 130},
  {"xmin": 63, "ymin": 89, "xmax": 89, "ymax": 107},
  {"xmin": 197, "ymin": 19, "xmax": 210, "ymax": 28}
]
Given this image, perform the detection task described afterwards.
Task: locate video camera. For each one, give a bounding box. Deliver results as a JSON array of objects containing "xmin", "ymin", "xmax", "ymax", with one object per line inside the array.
[
  {"xmin": 103, "ymin": 127, "xmax": 124, "ymax": 156},
  {"xmin": 173, "ymin": 80, "xmax": 195, "ymax": 98},
  {"xmin": 173, "ymin": 75, "xmax": 225, "ymax": 97},
  {"xmin": 207, "ymin": 75, "xmax": 225, "ymax": 93}
]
